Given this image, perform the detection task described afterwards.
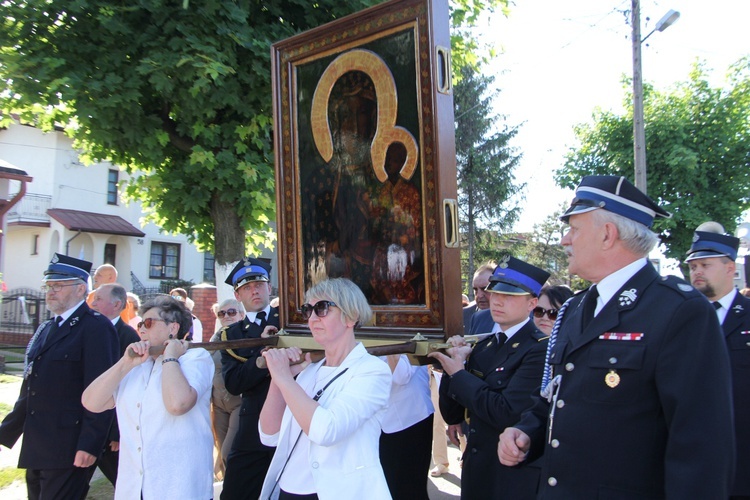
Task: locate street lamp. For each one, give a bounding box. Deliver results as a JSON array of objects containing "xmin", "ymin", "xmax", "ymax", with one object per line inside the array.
[{"xmin": 632, "ymin": 3, "xmax": 680, "ymax": 194}]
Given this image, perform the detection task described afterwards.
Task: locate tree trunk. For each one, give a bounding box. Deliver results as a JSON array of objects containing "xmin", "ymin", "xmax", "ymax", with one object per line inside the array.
[{"xmin": 210, "ymin": 192, "xmax": 246, "ymax": 301}]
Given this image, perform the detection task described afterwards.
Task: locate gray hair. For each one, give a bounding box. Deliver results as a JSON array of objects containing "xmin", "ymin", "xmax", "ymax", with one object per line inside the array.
[
  {"xmin": 218, "ymin": 298, "xmax": 246, "ymax": 316},
  {"xmin": 475, "ymin": 261, "xmax": 497, "ymax": 278},
  {"xmin": 592, "ymin": 209, "xmax": 659, "ymax": 257},
  {"xmin": 139, "ymin": 296, "xmax": 193, "ymax": 339},
  {"xmin": 127, "ymin": 292, "xmax": 141, "ymax": 308},
  {"xmin": 305, "ymin": 278, "xmax": 372, "ymax": 327},
  {"xmin": 101, "ymin": 283, "xmax": 127, "ymax": 312}
]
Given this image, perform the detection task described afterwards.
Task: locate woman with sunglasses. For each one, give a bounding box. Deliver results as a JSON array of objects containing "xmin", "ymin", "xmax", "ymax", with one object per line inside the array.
[
  {"xmin": 82, "ymin": 296, "xmax": 214, "ymax": 499},
  {"xmin": 258, "ymin": 278, "xmax": 393, "ymax": 500},
  {"xmin": 533, "ymin": 285, "xmax": 574, "ymax": 335},
  {"xmin": 209, "ymin": 299, "xmax": 245, "ymax": 480}
]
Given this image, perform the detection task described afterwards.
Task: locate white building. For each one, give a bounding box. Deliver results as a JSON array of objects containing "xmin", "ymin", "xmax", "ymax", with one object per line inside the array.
[{"xmin": 0, "ymin": 121, "xmax": 214, "ymax": 292}]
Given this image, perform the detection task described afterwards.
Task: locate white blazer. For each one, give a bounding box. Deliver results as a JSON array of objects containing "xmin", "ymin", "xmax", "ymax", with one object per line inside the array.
[{"xmin": 259, "ymin": 343, "xmax": 393, "ymax": 500}]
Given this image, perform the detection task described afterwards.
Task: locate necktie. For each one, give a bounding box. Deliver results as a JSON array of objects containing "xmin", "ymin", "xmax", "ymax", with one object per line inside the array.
[
  {"xmin": 495, "ymin": 332, "xmax": 507, "ymax": 346},
  {"xmin": 256, "ymin": 311, "xmax": 267, "ymax": 326},
  {"xmin": 712, "ymin": 301, "xmax": 721, "ymax": 310},
  {"xmin": 581, "ymin": 286, "xmax": 599, "ymax": 330}
]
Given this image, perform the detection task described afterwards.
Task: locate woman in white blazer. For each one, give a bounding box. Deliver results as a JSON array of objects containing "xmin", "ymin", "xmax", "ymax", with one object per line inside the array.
[{"xmin": 258, "ymin": 278, "xmax": 393, "ymax": 500}]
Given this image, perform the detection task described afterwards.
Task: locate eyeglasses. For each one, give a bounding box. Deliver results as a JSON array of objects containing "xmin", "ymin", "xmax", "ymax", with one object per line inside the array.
[
  {"xmin": 217, "ymin": 308, "xmax": 239, "ymax": 319},
  {"xmin": 41, "ymin": 283, "xmax": 81, "ymax": 293},
  {"xmin": 137, "ymin": 318, "xmax": 170, "ymax": 330},
  {"xmin": 171, "ymin": 294, "xmax": 185, "ymax": 301},
  {"xmin": 533, "ymin": 307, "xmax": 559, "ymax": 320},
  {"xmin": 300, "ymin": 300, "xmax": 338, "ymax": 320}
]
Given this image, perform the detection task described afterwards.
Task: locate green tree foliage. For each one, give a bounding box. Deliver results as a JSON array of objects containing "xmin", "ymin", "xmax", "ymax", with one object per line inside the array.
[
  {"xmin": 0, "ymin": 0, "xmax": 381, "ymax": 266},
  {"xmin": 0, "ymin": 0, "xmax": 509, "ymax": 270},
  {"xmin": 557, "ymin": 59, "xmax": 750, "ymax": 260},
  {"xmin": 515, "ymin": 205, "xmax": 573, "ymax": 287},
  {"xmin": 450, "ymin": 0, "xmax": 510, "ymax": 74},
  {"xmin": 454, "ymin": 64, "xmax": 523, "ymax": 290}
]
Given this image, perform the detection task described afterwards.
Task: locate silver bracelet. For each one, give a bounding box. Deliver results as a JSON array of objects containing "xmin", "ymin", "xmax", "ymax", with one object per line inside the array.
[{"xmin": 162, "ymin": 357, "xmax": 179, "ymax": 365}]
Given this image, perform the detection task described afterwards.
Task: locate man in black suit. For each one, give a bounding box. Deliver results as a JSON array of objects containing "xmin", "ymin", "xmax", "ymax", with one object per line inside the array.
[
  {"xmin": 220, "ymin": 257, "xmax": 280, "ymax": 500},
  {"xmin": 431, "ymin": 257, "xmax": 550, "ymax": 500},
  {"xmin": 686, "ymin": 224, "xmax": 750, "ymax": 499},
  {"xmin": 498, "ymin": 176, "xmax": 734, "ymax": 498},
  {"xmin": 89, "ymin": 282, "xmax": 140, "ymax": 487},
  {"xmin": 462, "ymin": 262, "xmax": 495, "ymax": 333},
  {"xmin": 0, "ymin": 254, "xmax": 119, "ymax": 499}
]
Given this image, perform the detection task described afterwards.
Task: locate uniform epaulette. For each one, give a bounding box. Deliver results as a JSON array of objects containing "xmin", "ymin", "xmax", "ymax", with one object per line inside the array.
[{"xmin": 656, "ymin": 275, "xmax": 703, "ymax": 298}]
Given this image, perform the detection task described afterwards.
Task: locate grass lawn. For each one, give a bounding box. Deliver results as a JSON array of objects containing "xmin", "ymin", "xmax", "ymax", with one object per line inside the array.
[{"xmin": 0, "ymin": 466, "xmax": 24, "ymax": 489}]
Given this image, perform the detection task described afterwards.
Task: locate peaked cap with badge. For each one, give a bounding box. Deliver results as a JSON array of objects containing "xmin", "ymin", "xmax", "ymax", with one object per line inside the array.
[
  {"xmin": 685, "ymin": 228, "xmax": 740, "ymax": 262},
  {"xmin": 42, "ymin": 253, "xmax": 92, "ymax": 282},
  {"xmin": 485, "ymin": 256, "xmax": 550, "ymax": 296},
  {"xmin": 561, "ymin": 175, "xmax": 671, "ymax": 228},
  {"xmin": 225, "ymin": 257, "xmax": 271, "ymax": 289}
]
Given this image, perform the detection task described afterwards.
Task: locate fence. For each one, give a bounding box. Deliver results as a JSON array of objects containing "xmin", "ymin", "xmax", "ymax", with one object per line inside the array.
[{"xmin": 0, "ymin": 288, "xmax": 51, "ymax": 335}]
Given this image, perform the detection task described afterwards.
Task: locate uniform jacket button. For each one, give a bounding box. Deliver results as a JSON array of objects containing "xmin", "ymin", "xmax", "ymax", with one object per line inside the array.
[
  {"xmin": 548, "ymin": 477, "xmax": 558, "ymax": 487},
  {"xmin": 556, "ymin": 399, "xmax": 565, "ymax": 408},
  {"xmin": 565, "ymin": 362, "xmax": 575, "ymax": 371},
  {"xmin": 550, "ymin": 439, "xmax": 560, "ymax": 448}
]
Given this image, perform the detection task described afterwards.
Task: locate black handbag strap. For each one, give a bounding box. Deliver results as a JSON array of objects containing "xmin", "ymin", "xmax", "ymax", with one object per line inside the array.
[{"xmin": 269, "ymin": 367, "xmax": 349, "ymax": 498}]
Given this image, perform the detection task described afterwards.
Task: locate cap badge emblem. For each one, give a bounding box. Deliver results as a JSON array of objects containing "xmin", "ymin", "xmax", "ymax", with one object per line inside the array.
[{"xmin": 499, "ymin": 255, "xmax": 510, "ymax": 269}]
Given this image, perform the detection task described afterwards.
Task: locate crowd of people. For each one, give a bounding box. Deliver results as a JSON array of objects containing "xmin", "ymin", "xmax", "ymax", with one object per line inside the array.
[{"xmin": 0, "ymin": 174, "xmax": 747, "ymax": 499}]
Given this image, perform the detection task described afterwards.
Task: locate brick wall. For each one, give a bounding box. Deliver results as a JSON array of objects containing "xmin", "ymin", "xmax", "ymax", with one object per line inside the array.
[{"xmin": 190, "ymin": 284, "xmax": 218, "ymax": 342}]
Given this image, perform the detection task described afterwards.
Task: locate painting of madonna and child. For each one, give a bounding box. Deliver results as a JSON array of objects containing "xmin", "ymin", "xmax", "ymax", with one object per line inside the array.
[{"xmin": 272, "ymin": 0, "xmax": 461, "ymax": 335}]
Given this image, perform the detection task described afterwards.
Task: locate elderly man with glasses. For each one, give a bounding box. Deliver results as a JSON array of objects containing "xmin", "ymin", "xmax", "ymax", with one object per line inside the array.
[
  {"xmin": 0, "ymin": 253, "xmax": 119, "ymax": 500},
  {"xmin": 219, "ymin": 257, "xmax": 281, "ymax": 500},
  {"xmin": 498, "ymin": 176, "xmax": 734, "ymax": 498}
]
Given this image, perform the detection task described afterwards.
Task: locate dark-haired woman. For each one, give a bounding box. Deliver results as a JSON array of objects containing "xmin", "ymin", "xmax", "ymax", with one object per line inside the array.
[
  {"xmin": 82, "ymin": 296, "xmax": 213, "ymax": 499},
  {"xmin": 533, "ymin": 285, "xmax": 574, "ymax": 335}
]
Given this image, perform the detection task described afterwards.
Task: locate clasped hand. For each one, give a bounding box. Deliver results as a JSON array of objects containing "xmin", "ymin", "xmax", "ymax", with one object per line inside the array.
[
  {"xmin": 262, "ymin": 347, "xmax": 311, "ymax": 381},
  {"xmin": 427, "ymin": 335, "xmax": 472, "ymax": 376}
]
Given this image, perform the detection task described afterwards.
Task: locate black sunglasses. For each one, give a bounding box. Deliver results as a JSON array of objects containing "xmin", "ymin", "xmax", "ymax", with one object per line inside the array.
[
  {"xmin": 533, "ymin": 307, "xmax": 559, "ymax": 320},
  {"xmin": 300, "ymin": 300, "xmax": 338, "ymax": 320},
  {"xmin": 217, "ymin": 308, "xmax": 239, "ymax": 318}
]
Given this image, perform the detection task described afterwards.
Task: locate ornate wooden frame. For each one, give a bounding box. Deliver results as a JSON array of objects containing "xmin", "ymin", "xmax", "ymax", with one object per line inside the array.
[{"xmin": 271, "ymin": 0, "xmax": 460, "ymax": 338}]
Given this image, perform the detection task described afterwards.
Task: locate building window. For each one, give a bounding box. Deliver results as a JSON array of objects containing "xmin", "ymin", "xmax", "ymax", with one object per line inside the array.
[
  {"xmin": 203, "ymin": 252, "xmax": 216, "ymax": 284},
  {"xmin": 150, "ymin": 242, "xmax": 180, "ymax": 279},
  {"xmin": 104, "ymin": 243, "xmax": 116, "ymax": 266},
  {"xmin": 107, "ymin": 169, "xmax": 119, "ymax": 205}
]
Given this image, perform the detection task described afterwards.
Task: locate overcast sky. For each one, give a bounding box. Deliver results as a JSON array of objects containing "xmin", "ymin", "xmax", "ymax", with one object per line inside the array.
[{"xmin": 474, "ymin": 0, "xmax": 750, "ymax": 232}]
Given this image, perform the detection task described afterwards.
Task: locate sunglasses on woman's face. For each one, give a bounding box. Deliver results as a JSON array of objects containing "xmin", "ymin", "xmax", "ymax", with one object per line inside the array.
[
  {"xmin": 300, "ymin": 300, "xmax": 337, "ymax": 320},
  {"xmin": 532, "ymin": 307, "xmax": 559, "ymax": 320},
  {"xmin": 217, "ymin": 308, "xmax": 238, "ymax": 319},
  {"xmin": 137, "ymin": 318, "xmax": 169, "ymax": 330}
]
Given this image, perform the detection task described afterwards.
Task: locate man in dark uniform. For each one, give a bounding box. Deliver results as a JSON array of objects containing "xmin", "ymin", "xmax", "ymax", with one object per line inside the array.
[
  {"xmin": 498, "ymin": 176, "xmax": 735, "ymax": 498},
  {"xmin": 686, "ymin": 223, "xmax": 750, "ymax": 499},
  {"xmin": 462, "ymin": 262, "xmax": 495, "ymax": 333},
  {"xmin": 0, "ymin": 254, "xmax": 118, "ymax": 499},
  {"xmin": 220, "ymin": 257, "xmax": 280, "ymax": 500},
  {"xmin": 90, "ymin": 282, "xmax": 140, "ymax": 487},
  {"xmin": 431, "ymin": 257, "xmax": 550, "ymax": 500}
]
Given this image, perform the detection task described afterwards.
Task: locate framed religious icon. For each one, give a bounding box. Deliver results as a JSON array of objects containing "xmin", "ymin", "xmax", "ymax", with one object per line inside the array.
[{"xmin": 272, "ymin": 0, "xmax": 461, "ymax": 338}]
